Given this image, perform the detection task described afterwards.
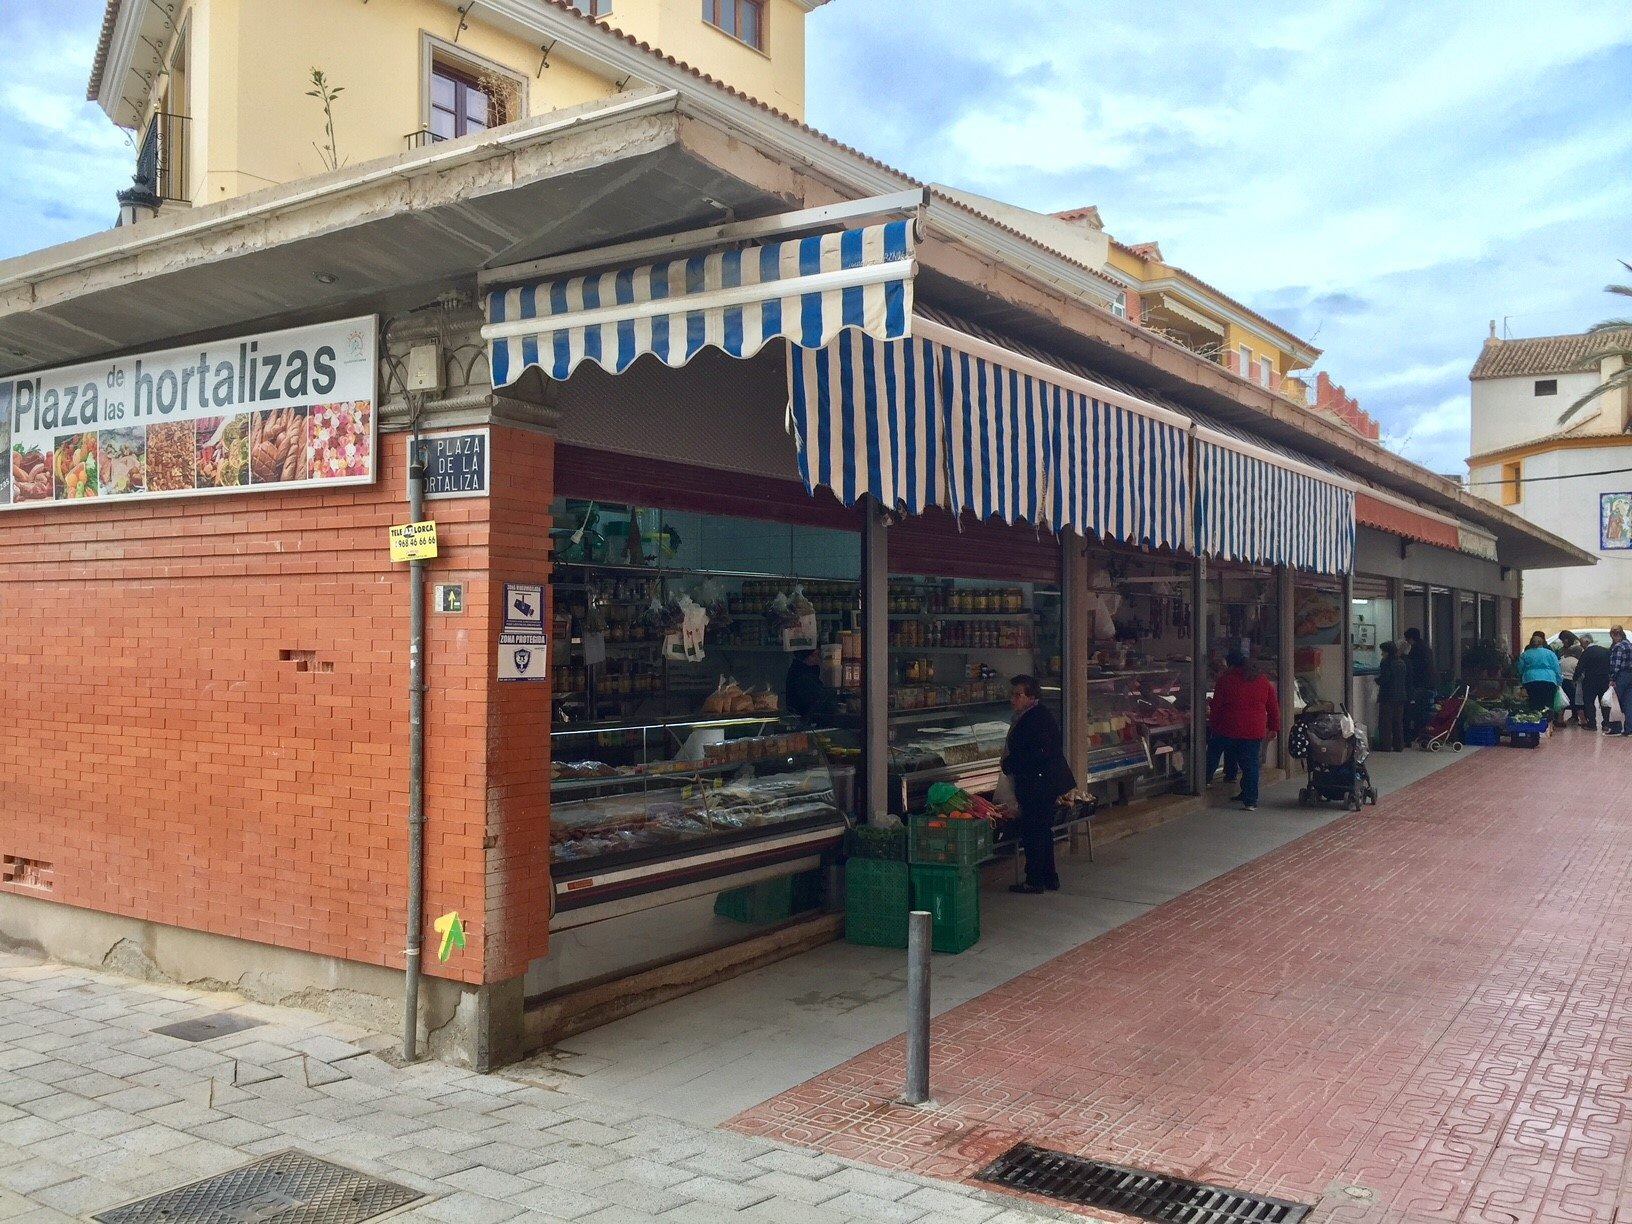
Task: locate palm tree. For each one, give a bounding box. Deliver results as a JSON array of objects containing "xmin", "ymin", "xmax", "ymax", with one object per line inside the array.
[{"xmin": 1558, "ymin": 259, "xmax": 1632, "ymax": 426}]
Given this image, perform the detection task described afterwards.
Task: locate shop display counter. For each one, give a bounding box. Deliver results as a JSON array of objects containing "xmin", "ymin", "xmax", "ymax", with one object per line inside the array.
[
  {"xmin": 550, "ymin": 716, "xmax": 849, "ymax": 916},
  {"xmin": 886, "ymin": 700, "xmax": 1013, "ymax": 813},
  {"xmin": 1079, "ymin": 657, "xmax": 1192, "ymax": 794}
]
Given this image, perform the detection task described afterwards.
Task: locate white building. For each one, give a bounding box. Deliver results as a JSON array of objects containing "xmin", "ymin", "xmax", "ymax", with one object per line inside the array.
[{"xmin": 1468, "ymin": 325, "xmax": 1632, "ymax": 635}]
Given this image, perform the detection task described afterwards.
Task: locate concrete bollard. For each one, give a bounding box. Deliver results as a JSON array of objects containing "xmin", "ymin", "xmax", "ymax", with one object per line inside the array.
[{"xmin": 903, "ymin": 909, "xmax": 931, "ymax": 1105}]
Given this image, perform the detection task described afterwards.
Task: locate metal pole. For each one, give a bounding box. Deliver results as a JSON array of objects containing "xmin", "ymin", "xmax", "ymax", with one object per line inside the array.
[
  {"xmin": 1341, "ymin": 570, "xmax": 1356, "ymax": 712},
  {"xmin": 862, "ymin": 499, "xmax": 889, "ymax": 823},
  {"xmin": 1189, "ymin": 554, "xmax": 1208, "ymax": 796},
  {"xmin": 403, "ymin": 447, "xmax": 427, "ymax": 1062},
  {"xmin": 1276, "ymin": 565, "xmax": 1295, "ymax": 767},
  {"xmin": 1062, "ymin": 537, "xmax": 1089, "ymax": 779},
  {"xmin": 902, "ymin": 909, "xmax": 931, "ymax": 1105}
]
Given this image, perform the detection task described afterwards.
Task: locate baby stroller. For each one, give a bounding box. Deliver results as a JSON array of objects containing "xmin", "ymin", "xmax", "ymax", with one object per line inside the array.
[
  {"xmin": 1291, "ymin": 707, "xmax": 1377, "ymax": 811},
  {"xmin": 1415, "ymin": 686, "xmax": 1469, "ymax": 752}
]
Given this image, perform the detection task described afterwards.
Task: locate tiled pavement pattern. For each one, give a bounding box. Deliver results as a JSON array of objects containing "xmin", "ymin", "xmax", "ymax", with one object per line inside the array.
[
  {"xmin": 731, "ymin": 733, "xmax": 1632, "ymax": 1224},
  {"xmin": 0, "ymin": 954, "xmax": 1069, "ymax": 1223}
]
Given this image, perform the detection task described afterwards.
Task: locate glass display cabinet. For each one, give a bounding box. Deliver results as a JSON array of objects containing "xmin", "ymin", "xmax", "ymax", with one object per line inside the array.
[{"xmin": 549, "ymin": 716, "xmax": 849, "ymax": 913}]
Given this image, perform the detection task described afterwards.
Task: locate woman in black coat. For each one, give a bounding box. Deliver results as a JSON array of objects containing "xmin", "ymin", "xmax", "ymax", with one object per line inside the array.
[{"xmin": 1000, "ymin": 675, "xmax": 1076, "ymax": 894}]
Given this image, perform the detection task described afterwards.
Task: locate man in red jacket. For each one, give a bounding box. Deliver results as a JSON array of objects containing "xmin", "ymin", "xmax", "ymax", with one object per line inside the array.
[{"xmin": 1208, "ymin": 649, "xmax": 1281, "ymax": 811}]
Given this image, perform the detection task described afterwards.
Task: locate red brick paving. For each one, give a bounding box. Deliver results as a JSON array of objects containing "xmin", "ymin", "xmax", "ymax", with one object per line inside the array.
[{"xmin": 728, "ymin": 735, "xmax": 1632, "ymax": 1223}]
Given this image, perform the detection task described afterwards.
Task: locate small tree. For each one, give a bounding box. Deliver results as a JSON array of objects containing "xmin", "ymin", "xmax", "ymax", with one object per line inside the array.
[
  {"xmin": 1557, "ymin": 259, "xmax": 1632, "ymax": 426},
  {"xmin": 306, "ymin": 68, "xmax": 344, "ymax": 171}
]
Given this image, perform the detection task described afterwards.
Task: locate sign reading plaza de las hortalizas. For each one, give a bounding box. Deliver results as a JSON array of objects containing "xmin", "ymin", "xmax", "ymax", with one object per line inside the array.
[{"xmin": 1, "ymin": 316, "xmax": 377, "ymax": 509}]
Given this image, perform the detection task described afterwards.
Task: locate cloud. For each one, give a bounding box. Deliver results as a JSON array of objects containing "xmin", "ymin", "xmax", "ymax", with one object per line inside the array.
[
  {"xmin": 805, "ymin": 0, "xmax": 1632, "ymax": 474},
  {"xmin": 0, "ymin": 3, "xmax": 134, "ymax": 261}
]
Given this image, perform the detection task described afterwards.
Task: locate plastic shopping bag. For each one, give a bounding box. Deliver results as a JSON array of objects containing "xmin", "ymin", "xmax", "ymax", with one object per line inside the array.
[
  {"xmin": 993, "ymin": 774, "xmax": 1019, "ymax": 817},
  {"xmin": 1553, "ymin": 686, "xmax": 1568, "ymax": 715}
]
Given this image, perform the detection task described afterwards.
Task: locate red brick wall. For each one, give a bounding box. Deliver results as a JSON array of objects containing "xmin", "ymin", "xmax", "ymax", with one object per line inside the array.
[
  {"xmin": 481, "ymin": 427, "xmax": 554, "ymax": 981},
  {"xmin": 0, "ymin": 431, "xmax": 530, "ymax": 986}
]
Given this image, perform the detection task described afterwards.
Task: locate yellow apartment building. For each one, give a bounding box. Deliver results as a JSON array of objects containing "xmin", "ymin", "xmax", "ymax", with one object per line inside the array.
[
  {"xmin": 92, "ymin": 0, "xmax": 825, "ymax": 214},
  {"xmin": 1084, "ymin": 217, "xmax": 1321, "ymax": 398}
]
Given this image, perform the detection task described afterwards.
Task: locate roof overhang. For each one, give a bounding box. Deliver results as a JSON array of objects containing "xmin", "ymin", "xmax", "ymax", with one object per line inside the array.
[
  {"xmin": 90, "ymin": 0, "xmax": 182, "ymax": 129},
  {"xmin": 0, "ymin": 83, "xmax": 1588, "ymax": 574}
]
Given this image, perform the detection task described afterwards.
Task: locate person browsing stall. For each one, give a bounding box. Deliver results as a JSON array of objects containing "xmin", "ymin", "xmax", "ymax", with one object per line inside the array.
[
  {"xmin": 1000, "ymin": 676, "xmax": 1075, "ymax": 895},
  {"xmin": 1558, "ymin": 642, "xmax": 1581, "ymax": 727},
  {"xmin": 1578, "ymin": 635, "xmax": 1612, "ymax": 731},
  {"xmin": 1517, "ymin": 631, "xmax": 1563, "ymax": 716},
  {"xmin": 1208, "ymin": 649, "xmax": 1281, "ymax": 811},
  {"xmin": 1375, "ymin": 641, "xmax": 1410, "ymax": 752},
  {"xmin": 1401, "ymin": 627, "xmax": 1436, "ymax": 743},
  {"xmin": 1610, "ymin": 627, "xmax": 1632, "ymax": 737}
]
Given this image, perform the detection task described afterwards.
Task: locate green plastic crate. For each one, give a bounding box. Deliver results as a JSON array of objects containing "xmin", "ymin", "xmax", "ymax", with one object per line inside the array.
[
  {"xmin": 910, "ymin": 863, "xmax": 980, "ymax": 954},
  {"xmin": 845, "ymin": 858, "xmax": 909, "ymax": 948},
  {"xmin": 847, "ymin": 824, "xmax": 908, "ymax": 861},
  {"xmin": 908, "ymin": 815, "xmax": 991, "ymax": 867},
  {"xmin": 789, "ymin": 867, "xmax": 825, "ymax": 914},
  {"xmin": 714, "ymin": 875, "xmax": 795, "ymax": 925}
]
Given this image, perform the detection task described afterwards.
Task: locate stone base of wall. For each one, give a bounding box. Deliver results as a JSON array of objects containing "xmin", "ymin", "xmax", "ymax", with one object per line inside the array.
[{"xmin": 0, "ymin": 890, "xmax": 525, "ymax": 1070}]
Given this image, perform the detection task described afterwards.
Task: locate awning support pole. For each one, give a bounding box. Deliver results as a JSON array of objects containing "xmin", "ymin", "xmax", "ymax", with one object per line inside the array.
[
  {"xmin": 403, "ymin": 447, "xmax": 428, "ymax": 1062},
  {"xmin": 1277, "ymin": 565, "xmax": 1295, "ymax": 767},
  {"xmin": 1063, "ymin": 537, "xmax": 1089, "ymax": 783},
  {"xmin": 1189, "ymin": 554, "xmax": 1208, "ymax": 796},
  {"xmin": 1341, "ymin": 570, "xmax": 1356, "ymax": 713},
  {"xmin": 863, "ymin": 498, "xmax": 889, "ymax": 823}
]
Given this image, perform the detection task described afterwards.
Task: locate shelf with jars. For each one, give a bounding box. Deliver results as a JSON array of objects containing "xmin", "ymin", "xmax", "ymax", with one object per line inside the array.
[{"xmin": 879, "ymin": 576, "xmax": 1062, "ymax": 813}]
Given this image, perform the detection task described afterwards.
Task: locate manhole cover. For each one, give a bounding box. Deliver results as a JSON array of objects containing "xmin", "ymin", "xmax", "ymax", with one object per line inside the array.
[
  {"xmin": 977, "ymin": 1143, "xmax": 1310, "ymax": 1224},
  {"xmin": 93, "ymin": 1150, "xmax": 423, "ymax": 1223},
  {"xmin": 153, "ymin": 1012, "xmax": 267, "ymax": 1043}
]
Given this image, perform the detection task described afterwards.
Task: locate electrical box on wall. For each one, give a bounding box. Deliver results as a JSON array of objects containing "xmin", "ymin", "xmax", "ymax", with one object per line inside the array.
[{"xmin": 406, "ymin": 344, "xmax": 443, "ymax": 393}]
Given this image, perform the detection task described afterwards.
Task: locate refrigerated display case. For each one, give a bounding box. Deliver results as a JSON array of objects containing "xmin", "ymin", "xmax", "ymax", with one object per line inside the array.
[
  {"xmin": 1081, "ymin": 559, "xmax": 1195, "ymax": 799},
  {"xmin": 550, "ymin": 716, "xmax": 849, "ymax": 913}
]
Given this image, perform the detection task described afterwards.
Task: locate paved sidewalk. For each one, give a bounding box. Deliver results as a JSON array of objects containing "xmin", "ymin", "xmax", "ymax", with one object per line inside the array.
[
  {"xmin": 731, "ymin": 732, "xmax": 1632, "ymax": 1223},
  {"xmin": 516, "ymin": 747, "xmax": 1460, "ymax": 1126},
  {"xmin": 0, "ymin": 954, "xmax": 1065, "ymax": 1224}
]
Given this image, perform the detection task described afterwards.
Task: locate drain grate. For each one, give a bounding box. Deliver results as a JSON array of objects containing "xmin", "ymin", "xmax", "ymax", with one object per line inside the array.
[
  {"xmin": 94, "ymin": 1150, "xmax": 423, "ymax": 1223},
  {"xmin": 976, "ymin": 1143, "xmax": 1310, "ymax": 1224},
  {"xmin": 153, "ymin": 1012, "xmax": 267, "ymax": 1043}
]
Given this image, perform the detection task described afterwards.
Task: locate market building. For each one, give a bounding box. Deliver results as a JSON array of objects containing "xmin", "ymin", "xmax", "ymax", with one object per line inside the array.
[{"xmin": 0, "ymin": 2, "xmax": 1591, "ymax": 1069}]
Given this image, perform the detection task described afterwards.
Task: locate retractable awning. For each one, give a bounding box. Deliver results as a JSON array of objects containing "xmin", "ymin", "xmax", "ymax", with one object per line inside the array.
[
  {"xmin": 787, "ymin": 314, "xmax": 1193, "ymax": 551},
  {"xmin": 483, "ymin": 220, "xmax": 916, "ymax": 388},
  {"xmin": 1194, "ymin": 424, "xmax": 1355, "ymax": 574},
  {"xmin": 1155, "ymin": 294, "xmax": 1226, "ymax": 336}
]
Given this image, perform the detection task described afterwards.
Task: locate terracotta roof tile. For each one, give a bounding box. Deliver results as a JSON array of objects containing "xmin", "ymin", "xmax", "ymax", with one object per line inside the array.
[
  {"xmin": 86, "ymin": 0, "xmax": 120, "ymax": 101},
  {"xmin": 1470, "ymin": 329, "xmax": 1632, "ymax": 380}
]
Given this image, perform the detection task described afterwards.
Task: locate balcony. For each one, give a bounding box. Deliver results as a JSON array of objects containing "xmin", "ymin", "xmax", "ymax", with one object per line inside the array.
[{"xmin": 117, "ymin": 112, "xmax": 189, "ymax": 222}]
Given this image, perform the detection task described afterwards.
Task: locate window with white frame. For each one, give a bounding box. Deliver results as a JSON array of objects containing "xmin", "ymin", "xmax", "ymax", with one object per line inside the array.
[
  {"xmin": 1237, "ymin": 344, "xmax": 1252, "ymax": 377},
  {"xmin": 1258, "ymin": 356, "xmax": 1274, "ymax": 387}
]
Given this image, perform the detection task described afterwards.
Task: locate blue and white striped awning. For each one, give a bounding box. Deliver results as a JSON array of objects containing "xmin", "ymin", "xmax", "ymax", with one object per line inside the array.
[
  {"xmin": 482, "ymin": 220, "xmax": 915, "ymax": 388},
  {"xmin": 1193, "ymin": 426, "xmax": 1355, "ymax": 573},
  {"xmin": 787, "ymin": 316, "xmax": 1193, "ymax": 551}
]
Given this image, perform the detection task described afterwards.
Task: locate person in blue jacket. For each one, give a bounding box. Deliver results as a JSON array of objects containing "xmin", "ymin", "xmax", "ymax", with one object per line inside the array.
[{"xmin": 1517, "ymin": 631, "xmax": 1563, "ymax": 715}]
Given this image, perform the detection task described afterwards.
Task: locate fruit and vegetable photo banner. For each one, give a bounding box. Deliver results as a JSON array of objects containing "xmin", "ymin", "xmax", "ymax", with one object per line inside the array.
[{"xmin": 1, "ymin": 316, "xmax": 377, "ymax": 511}]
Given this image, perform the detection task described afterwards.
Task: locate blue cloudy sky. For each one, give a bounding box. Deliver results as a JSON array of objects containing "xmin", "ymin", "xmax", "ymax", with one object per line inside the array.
[{"xmin": 5, "ymin": 1, "xmax": 1630, "ymax": 473}]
